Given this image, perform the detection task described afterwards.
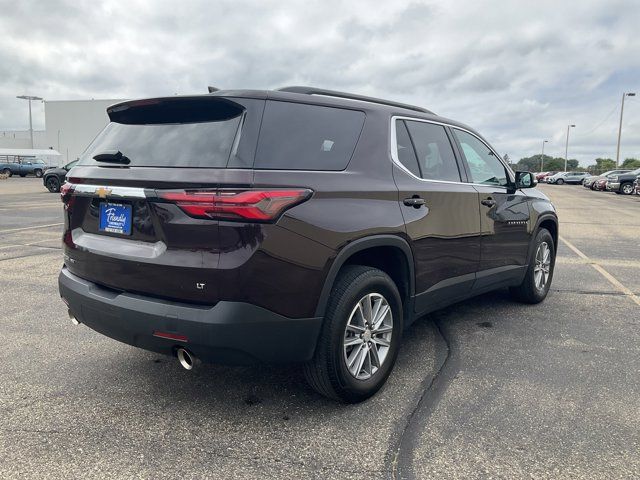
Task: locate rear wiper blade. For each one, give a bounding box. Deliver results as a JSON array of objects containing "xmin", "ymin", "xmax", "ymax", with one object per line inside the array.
[{"xmin": 93, "ymin": 150, "xmax": 131, "ymax": 164}]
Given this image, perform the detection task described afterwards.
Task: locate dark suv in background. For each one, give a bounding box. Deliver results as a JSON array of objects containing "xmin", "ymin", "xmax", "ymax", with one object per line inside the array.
[
  {"xmin": 607, "ymin": 167, "xmax": 640, "ymax": 195},
  {"xmin": 58, "ymin": 87, "xmax": 558, "ymax": 402}
]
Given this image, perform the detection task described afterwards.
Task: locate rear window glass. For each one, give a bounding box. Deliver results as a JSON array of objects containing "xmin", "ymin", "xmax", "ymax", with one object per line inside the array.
[
  {"xmin": 254, "ymin": 101, "xmax": 365, "ymax": 170},
  {"xmin": 78, "ymin": 97, "xmax": 247, "ymax": 168}
]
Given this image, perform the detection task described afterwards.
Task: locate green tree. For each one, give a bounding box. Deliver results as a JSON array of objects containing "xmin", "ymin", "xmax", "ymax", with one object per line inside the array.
[
  {"xmin": 516, "ymin": 154, "xmax": 556, "ymax": 171},
  {"xmin": 622, "ymin": 158, "xmax": 640, "ymax": 169},
  {"xmin": 566, "ymin": 159, "xmax": 579, "ymax": 170},
  {"xmin": 593, "ymin": 158, "xmax": 616, "ymax": 172},
  {"xmin": 517, "ymin": 155, "xmax": 578, "ymax": 172}
]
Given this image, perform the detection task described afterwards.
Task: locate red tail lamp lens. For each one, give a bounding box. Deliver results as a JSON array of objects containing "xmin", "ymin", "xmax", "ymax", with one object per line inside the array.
[
  {"xmin": 157, "ymin": 189, "xmax": 312, "ymax": 221},
  {"xmin": 60, "ymin": 182, "xmax": 75, "ymax": 201}
]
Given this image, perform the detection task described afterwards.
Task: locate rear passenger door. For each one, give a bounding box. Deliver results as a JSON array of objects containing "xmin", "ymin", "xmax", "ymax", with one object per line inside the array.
[
  {"xmin": 451, "ymin": 128, "xmax": 531, "ymax": 289},
  {"xmin": 392, "ymin": 118, "xmax": 481, "ymax": 314}
]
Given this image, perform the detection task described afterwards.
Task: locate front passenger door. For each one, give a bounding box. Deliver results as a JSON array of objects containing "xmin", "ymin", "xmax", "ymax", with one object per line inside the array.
[
  {"xmin": 451, "ymin": 128, "xmax": 531, "ymax": 288},
  {"xmin": 392, "ymin": 119, "xmax": 481, "ymax": 314}
]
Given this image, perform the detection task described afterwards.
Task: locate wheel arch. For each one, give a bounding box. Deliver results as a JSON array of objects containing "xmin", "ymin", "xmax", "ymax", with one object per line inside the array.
[
  {"xmin": 528, "ymin": 214, "xmax": 559, "ymax": 261},
  {"xmin": 314, "ymin": 235, "xmax": 415, "ymax": 318}
]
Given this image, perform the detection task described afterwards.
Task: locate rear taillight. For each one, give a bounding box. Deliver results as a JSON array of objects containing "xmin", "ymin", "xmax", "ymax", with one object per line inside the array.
[
  {"xmin": 60, "ymin": 182, "xmax": 75, "ymax": 212},
  {"xmin": 60, "ymin": 182, "xmax": 75, "ymax": 201},
  {"xmin": 156, "ymin": 189, "xmax": 312, "ymax": 222}
]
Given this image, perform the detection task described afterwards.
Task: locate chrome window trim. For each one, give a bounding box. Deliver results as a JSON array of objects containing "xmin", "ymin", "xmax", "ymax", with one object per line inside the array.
[
  {"xmin": 390, "ymin": 115, "xmax": 514, "ymax": 189},
  {"xmin": 72, "ymin": 184, "xmax": 147, "ymax": 198}
]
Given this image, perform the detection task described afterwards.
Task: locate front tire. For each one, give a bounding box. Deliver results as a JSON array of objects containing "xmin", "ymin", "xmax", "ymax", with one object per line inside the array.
[
  {"xmin": 34, "ymin": 169, "xmax": 43, "ymax": 178},
  {"xmin": 556, "ymin": 179, "xmax": 564, "ymax": 185},
  {"xmin": 45, "ymin": 176, "xmax": 61, "ymax": 193},
  {"xmin": 304, "ymin": 265, "xmax": 403, "ymax": 403},
  {"xmin": 510, "ymin": 228, "xmax": 555, "ymax": 304},
  {"xmin": 621, "ymin": 182, "xmax": 633, "ymax": 195}
]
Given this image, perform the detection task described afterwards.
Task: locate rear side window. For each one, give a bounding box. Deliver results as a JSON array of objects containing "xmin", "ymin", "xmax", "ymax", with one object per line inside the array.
[
  {"xmin": 395, "ymin": 120, "xmax": 420, "ymax": 177},
  {"xmin": 78, "ymin": 97, "xmax": 261, "ymax": 168},
  {"xmin": 404, "ymin": 121, "xmax": 461, "ymax": 182},
  {"xmin": 254, "ymin": 101, "xmax": 365, "ymax": 170}
]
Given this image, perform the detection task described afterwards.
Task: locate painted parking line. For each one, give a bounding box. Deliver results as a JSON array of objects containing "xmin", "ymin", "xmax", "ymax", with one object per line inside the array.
[
  {"xmin": 560, "ymin": 236, "xmax": 640, "ymax": 307},
  {"xmin": 0, "ymin": 223, "xmax": 64, "ymax": 234},
  {"xmin": 0, "ymin": 204, "xmax": 61, "ymax": 210}
]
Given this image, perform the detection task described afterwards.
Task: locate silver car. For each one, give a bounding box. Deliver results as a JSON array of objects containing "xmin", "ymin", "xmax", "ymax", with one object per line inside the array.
[{"xmin": 546, "ymin": 172, "xmax": 590, "ymax": 185}]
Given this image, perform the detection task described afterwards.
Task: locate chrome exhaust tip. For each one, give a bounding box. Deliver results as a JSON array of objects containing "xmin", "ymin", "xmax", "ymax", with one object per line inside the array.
[
  {"xmin": 68, "ymin": 309, "xmax": 80, "ymax": 326},
  {"xmin": 176, "ymin": 348, "xmax": 195, "ymax": 370}
]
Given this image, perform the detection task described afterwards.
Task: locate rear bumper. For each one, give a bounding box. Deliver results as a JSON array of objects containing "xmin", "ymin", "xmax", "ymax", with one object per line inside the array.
[{"xmin": 59, "ymin": 267, "xmax": 323, "ymax": 365}]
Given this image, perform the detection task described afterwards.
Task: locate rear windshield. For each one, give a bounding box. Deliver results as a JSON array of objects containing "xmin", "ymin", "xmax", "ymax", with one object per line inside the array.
[
  {"xmin": 78, "ymin": 97, "xmax": 246, "ymax": 168},
  {"xmin": 254, "ymin": 101, "xmax": 365, "ymax": 170}
]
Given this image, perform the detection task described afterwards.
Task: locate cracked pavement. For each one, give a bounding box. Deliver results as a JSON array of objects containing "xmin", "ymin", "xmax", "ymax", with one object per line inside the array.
[{"xmin": 1, "ymin": 179, "xmax": 638, "ymax": 479}]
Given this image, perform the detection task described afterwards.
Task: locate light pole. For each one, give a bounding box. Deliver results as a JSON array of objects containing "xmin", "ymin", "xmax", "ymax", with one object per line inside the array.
[
  {"xmin": 540, "ymin": 140, "xmax": 548, "ymax": 171},
  {"xmin": 564, "ymin": 124, "xmax": 575, "ymax": 172},
  {"xmin": 16, "ymin": 95, "xmax": 43, "ymax": 149},
  {"xmin": 615, "ymin": 92, "xmax": 636, "ymax": 167}
]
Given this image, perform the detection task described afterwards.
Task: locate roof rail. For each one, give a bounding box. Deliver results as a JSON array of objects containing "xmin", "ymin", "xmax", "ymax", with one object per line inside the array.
[{"xmin": 276, "ymin": 86, "xmax": 433, "ymax": 114}]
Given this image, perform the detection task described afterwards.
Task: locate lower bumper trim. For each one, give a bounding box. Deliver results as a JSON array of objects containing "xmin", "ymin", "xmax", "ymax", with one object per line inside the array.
[{"xmin": 59, "ymin": 267, "xmax": 323, "ymax": 365}]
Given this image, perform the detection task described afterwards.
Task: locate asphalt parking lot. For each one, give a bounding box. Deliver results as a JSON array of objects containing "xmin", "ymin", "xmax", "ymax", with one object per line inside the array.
[{"xmin": 1, "ymin": 178, "xmax": 638, "ymax": 479}]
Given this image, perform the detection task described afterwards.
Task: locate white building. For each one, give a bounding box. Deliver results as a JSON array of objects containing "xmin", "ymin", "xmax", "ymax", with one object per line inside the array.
[
  {"xmin": 0, "ymin": 130, "xmax": 47, "ymax": 150},
  {"xmin": 0, "ymin": 99, "xmax": 125, "ymax": 167},
  {"xmin": 44, "ymin": 99, "xmax": 125, "ymax": 164}
]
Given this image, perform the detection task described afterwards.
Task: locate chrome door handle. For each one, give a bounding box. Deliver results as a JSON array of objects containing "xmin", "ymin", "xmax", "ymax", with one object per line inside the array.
[{"xmin": 481, "ymin": 198, "xmax": 496, "ymax": 207}]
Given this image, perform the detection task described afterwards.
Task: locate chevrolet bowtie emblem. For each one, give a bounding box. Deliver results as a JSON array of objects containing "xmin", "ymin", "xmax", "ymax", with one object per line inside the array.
[{"xmin": 95, "ymin": 187, "xmax": 112, "ymax": 198}]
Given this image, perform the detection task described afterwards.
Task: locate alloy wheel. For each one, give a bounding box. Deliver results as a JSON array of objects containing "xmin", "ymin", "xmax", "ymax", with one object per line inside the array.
[
  {"xmin": 343, "ymin": 293, "xmax": 393, "ymax": 380},
  {"xmin": 534, "ymin": 242, "xmax": 551, "ymax": 290},
  {"xmin": 622, "ymin": 184, "xmax": 633, "ymax": 195}
]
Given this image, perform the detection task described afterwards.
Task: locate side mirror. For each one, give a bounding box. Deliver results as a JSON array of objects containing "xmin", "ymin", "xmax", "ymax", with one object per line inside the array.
[{"xmin": 515, "ymin": 171, "xmax": 537, "ymax": 189}]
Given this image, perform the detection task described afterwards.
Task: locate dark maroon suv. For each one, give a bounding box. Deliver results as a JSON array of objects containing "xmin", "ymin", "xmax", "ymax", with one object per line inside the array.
[{"xmin": 58, "ymin": 87, "xmax": 558, "ymax": 402}]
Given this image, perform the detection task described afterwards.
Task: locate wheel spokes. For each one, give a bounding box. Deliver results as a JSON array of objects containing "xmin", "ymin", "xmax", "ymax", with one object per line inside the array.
[{"xmin": 343, "ymin": 292, "xmax": 394, "ymax": 380}]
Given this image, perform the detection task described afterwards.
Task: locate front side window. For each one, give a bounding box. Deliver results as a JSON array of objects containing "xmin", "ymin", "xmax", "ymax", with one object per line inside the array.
[
  {"xmin": 405, "ymin": 121, "xmax": 461, "ymax": 182},
  {"xmin": 454, "ymin": 129, "xmax": 509, "ymax": 187}
]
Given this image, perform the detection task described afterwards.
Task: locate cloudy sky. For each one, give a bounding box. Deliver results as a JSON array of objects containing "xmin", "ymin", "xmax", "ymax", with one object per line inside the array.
[{"xmin": 1, "ymin": 0, "xmax": 639, "ymax": 165}]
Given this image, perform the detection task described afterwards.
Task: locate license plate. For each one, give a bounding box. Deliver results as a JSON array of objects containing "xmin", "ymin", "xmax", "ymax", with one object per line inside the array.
[{"xmin": 99, "ymin": 202, "xmax": 132, "ymax": 235}]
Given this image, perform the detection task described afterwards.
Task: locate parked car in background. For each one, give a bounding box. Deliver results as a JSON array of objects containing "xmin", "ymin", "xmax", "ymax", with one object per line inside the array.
[
  {"xmin": 633, "ymin": 174, "xmax": 640, "ymax": 195},
  {"xmin": 545, "ymin": 172, "xmax": 565, "ymax": 184},
  {"xmin": 606, "ymin": 168, "xmax": 640, "ymax": 195},
  {"xmin": 594, "ymin": 178, "xmax": 609, "ymax": 191},
  {"xmin": 536, "ymin": 171, "xmax": 556, "ymax": 181},
  {"xmin": 57, "ymin": 87, "xmax": 558, "ymax": 403},
  {"xmin": 42, "ymin": 160, "xmax": 78, "ymax": 192},
  {"xmin": 0, "ymin": 158, "xmax": 48, "ymax": 177},
  {"xmin": 546, "ymin": 171, "xmax": 590, "ymax": 185},
  {"xmin": 583, "ymin": 170, "xmax": 630, "ymax": 190}
]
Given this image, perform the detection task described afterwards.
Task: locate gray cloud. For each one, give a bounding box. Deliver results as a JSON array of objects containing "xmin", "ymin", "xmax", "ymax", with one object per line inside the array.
[{"xmin": 1, "ymin": 0, "xmax": 639, "ymax": 164}]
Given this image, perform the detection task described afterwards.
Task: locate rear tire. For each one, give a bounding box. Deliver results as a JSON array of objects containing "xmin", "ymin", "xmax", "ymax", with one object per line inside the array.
[
  {"xmin": 304, "ymin": 265, "xmax": 403, "ymax": 403},
  {"xmin": 1, "ymin": 168, "xmax": 11, "ymax": 177},
  {"xmin": 510, "ymin": 228, "xmax": 555, "ymax": 304},
  {"xmin": 45, "ymin": 176, "xmax": 61, "ymax": 193}
]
